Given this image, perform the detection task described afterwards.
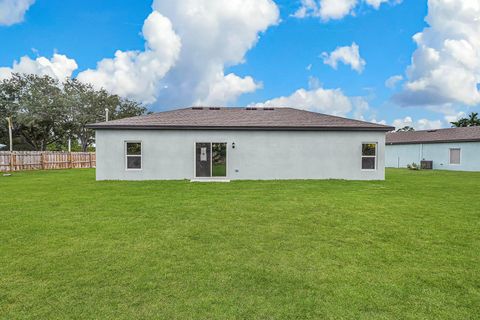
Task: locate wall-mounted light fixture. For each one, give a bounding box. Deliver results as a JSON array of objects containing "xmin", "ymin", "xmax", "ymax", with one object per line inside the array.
[{"xmin": 232, "ymin": 142, "xmax": 236, "ymax": 149}]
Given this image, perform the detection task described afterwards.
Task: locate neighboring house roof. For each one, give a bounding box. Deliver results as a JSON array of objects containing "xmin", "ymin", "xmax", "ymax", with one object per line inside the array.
[
  {"xmin": 386, "ymin": 126, "xmax": 480, "ymax": 145},
  {"xmin": 87, "ymin": 107, "xmax": 394, "ymax": 131}
]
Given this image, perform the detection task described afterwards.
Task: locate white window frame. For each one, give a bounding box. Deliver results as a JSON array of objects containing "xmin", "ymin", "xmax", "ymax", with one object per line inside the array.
[
  {"xmin": 125, "ymin": 141, "xmax": 142, "ymax": 171},
  {"xmin": 361, "ymin": 142, "xmax": 377, "ymax": 171},
  {"xmin": 449, "ymin": 148, "xmax": 461, "ymax": 165}
]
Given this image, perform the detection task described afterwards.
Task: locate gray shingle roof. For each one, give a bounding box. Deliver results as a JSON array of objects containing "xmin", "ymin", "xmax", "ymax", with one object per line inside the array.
[
  {"xmin": 386, "ymin": 126, "xmax": 480, "ymax": 145},
  {"xmin": 88, "ymin": 107, "xmax": 394, "ymax": 131}
]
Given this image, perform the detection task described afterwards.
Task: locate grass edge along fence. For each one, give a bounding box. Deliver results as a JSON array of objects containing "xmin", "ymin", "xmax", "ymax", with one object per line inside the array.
[{"xmin": 0, "ymin": 151, "xmax": 96, "ymax": 172}]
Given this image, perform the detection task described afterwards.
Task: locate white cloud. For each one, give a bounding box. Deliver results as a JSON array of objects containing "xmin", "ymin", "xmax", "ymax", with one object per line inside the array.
[
  {"xmin": 365, "ymin": 0, "xmax": 390, "ymax": 10},
  {"xmin": 385, "ymin": 75, "xmax": 403, "ymax": 89},
  {"xmin": 423, "ymin": 104, "xmax": 469, "ymax": 125},
  {"xmin": 250, "ymin": 86, "xmax": 357, "ymax": 116},
  {"xmin": 293, "ymin": 0, "xmax": 401, "ymax": 21},
  {"xmin": 370, "ymin": 118, "xmax": 387, "ymax": 125},
  {"xmin": 392, "ymin": 116, "xmax": 443, "ymax": 130},
  {"xmin": 395, "ymin": 0, "xmax": 480, "ymax": 107},
  {"xmin": 77, "ymin": 11, "xmax": 181, "ymax": 104},
  {"xmin": 416, "ymin": 118, "xmax": 443, "ymax": 130},
  {"xmin": 151, "ymin": 0, "xmax": 279, "ymax": 107},
  {"xmin": 0, "ymin": 53, "xmax": 78, "ymax": 81},
  {"xmin": 250, "ymin": 86, "xmax": 387, "ymax": 125},
  {"xmin": 351, "ymin": 96, "xmax": 370, "ymax": 120},
  {"xmin": 322, "ymin": 43, "xmax": 366, "ymax": 73},
  {"xmin": 392, "ymin": 117, "xmax": 411, "ymax": 129},
  {"xmin": 293, "ymin": 0, "xmax": 357, "ymax": 20},
  {"xmin": 444, "ymin": 111, "xmax": 467, "ymax": 124},
  {"xmin": 0, "ymin": 0, "xmax": 279, "ymax": 107},
  {"xmin": 73, "ymin": 0, "xmax": 279, "ymax": 106},
  {"xmin": 350, "ymin": 96, "xmax": 387, "ymax": 125},
  {"xmin": 196, "ymin": 73, "xmax": 260, "ymax": 106},
  {"xmin": 0, "ymin": 0, "xmax": 35, "ymax": 26}
]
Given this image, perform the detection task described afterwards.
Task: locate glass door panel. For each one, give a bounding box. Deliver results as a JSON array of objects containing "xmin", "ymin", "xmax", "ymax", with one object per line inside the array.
[
  {"xmin": 195, "ymin": 143, "xmax": 211, "ymax": 177},
  {"xmin": 212, "ymin": 143, "xmax": 227, "ymax": 177}
]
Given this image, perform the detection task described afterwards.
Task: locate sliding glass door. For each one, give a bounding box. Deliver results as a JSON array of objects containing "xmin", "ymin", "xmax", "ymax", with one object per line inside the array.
[{"xmin": 195, "ymin": 142, "xmax": 227, "ymax": 178}]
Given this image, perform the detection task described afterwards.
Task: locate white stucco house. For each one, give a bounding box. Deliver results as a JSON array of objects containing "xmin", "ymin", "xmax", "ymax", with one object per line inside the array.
[
  {"xmin": 88, "ymin": 107, "xmax": 394, "ymax": 181},
  {"xmin": 386, "ymin": 126, "xmax": 480, "ymax": 171}
]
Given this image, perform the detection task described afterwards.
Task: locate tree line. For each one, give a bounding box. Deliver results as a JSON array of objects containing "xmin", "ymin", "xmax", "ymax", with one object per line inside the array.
[
  {"xmin": 450, "ymin": 112, "xmax": 480, "ymax": 128},
  {"xmin": 396, "ymin": 112, "xmax": 480, "ymax": 132},
  {"xmin": 0, "ymin": 73, "xmax": 148, "ymax": 151}
]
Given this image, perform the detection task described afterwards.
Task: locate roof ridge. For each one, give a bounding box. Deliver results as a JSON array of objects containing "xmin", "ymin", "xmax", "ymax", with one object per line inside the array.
[
  {"xmin": 88, "ymin": 106, "xmax": 395, "ymax": 131},
  {"xmin": 288, "ymin": 107, "xmax": 392, "ymax": 128},
  {"xmin": 388, "ymin": 126, "xmax": 480, "ymax": 135}
]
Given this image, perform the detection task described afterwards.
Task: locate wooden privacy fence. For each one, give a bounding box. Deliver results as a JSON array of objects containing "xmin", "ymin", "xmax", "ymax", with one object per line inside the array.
[{"xmin": 0, "ymin": 151, "xmax": 96, "ymax": 172}]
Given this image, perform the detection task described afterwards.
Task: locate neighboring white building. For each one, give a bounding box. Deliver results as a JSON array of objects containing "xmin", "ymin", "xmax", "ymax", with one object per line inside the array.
[
  {"xmin": 88, "ymin": 107, "xmax": 394, "ymax": 181},
  {"xmin": 386, "ymin": 127, "xmax": 480, "ymax": 171}
]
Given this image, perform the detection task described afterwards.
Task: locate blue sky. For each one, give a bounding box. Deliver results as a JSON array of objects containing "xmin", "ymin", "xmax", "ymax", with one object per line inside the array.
[{"xmin": 1, "ymin": 0, "xmax": 479, "ymax": 129}]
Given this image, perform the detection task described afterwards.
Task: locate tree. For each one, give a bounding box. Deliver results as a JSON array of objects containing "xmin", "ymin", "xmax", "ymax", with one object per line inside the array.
[
  {"xmin": 451, "ymin": 112, "xmax": 480, "ymax": 127},
  {"xmin": 0, "ymin": 74, "xmax": 148, "ymax": 151},
  {"xmin": 0, "ymin": 77, "xmax": 20, "ymax": 148},
  {"xmin": 63, "ymin": 79, "xmax": 147, "ymax": 151},
  {"xmin": 0, "ymin": 74, "xmax": 67, "ymax": 151},
  {"xmin": 114, "ymin": 98, "xmax": 148, "ymax": 120},
  {"xmin": 64, "ymin": 79, "xmax": 113, "ymax": 152},
  {"xmin": 396, "ymin": 126, "xmax": 415, "ymax": 132}
]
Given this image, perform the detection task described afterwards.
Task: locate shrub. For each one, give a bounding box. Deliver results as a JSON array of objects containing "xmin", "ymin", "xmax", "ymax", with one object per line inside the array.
[{"xmin": 407, "ymin": 163, "xmax": 420, "ymax": 170}]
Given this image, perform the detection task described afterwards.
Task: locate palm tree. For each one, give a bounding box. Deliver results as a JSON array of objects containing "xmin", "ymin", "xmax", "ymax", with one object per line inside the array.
[
  {"xmin": 468, "ymin": 112, "xmax": 480, "ymax": 126},
  {"xmin": 451, "ymin": 112, "xmax": 480, "ymax": 127},
  {"xmin": 396, "ymin": 126, "xmax": 415, "ymax": 132}
]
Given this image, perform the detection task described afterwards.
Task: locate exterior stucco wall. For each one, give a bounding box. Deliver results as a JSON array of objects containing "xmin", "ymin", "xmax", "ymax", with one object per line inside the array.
[
  {"xmin": 95, "ymin": 129, "xmax": 387, "ymax": 180},
  {"xmin": 386, "ymin": 142, "xmax": 480, "ymax": 171}
]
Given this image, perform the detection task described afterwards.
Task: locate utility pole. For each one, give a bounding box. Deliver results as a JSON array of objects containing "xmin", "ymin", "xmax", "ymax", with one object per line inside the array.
[
  {"xmin": 6, "ymin": 117, "xmax": 13, "ymax": 172},
  {"xmin": 6, "ymin": 117, "xmax": 12, "ymax": 152}
]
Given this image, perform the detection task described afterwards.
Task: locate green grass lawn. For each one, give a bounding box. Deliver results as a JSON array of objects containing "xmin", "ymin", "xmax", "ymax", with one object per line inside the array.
[{"xmin": 1, "ymin": 169, "xmax": 479, "ymax": 319}]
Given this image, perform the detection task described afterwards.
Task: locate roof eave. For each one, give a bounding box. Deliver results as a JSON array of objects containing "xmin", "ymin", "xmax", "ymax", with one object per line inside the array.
[
  {"xmin": 387, "ymin": 139, "xmax": 480, "ymax": 145},
  {"xmin": 87, "ymin": 124, "xmax": 394, "ymax": 132}
]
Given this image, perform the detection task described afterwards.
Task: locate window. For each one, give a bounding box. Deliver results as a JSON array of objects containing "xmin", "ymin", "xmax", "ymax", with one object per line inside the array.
[
  {"xmin": 126, "ymin": 142, "xmax": 142, "ymax": 170},
  {"xmin": 362, "ymin": 143, "xmax": 377, "ymax": 170},
  {"xmin": 449, "ymin": 148, "xmax": 461, "ymax": 165}
]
